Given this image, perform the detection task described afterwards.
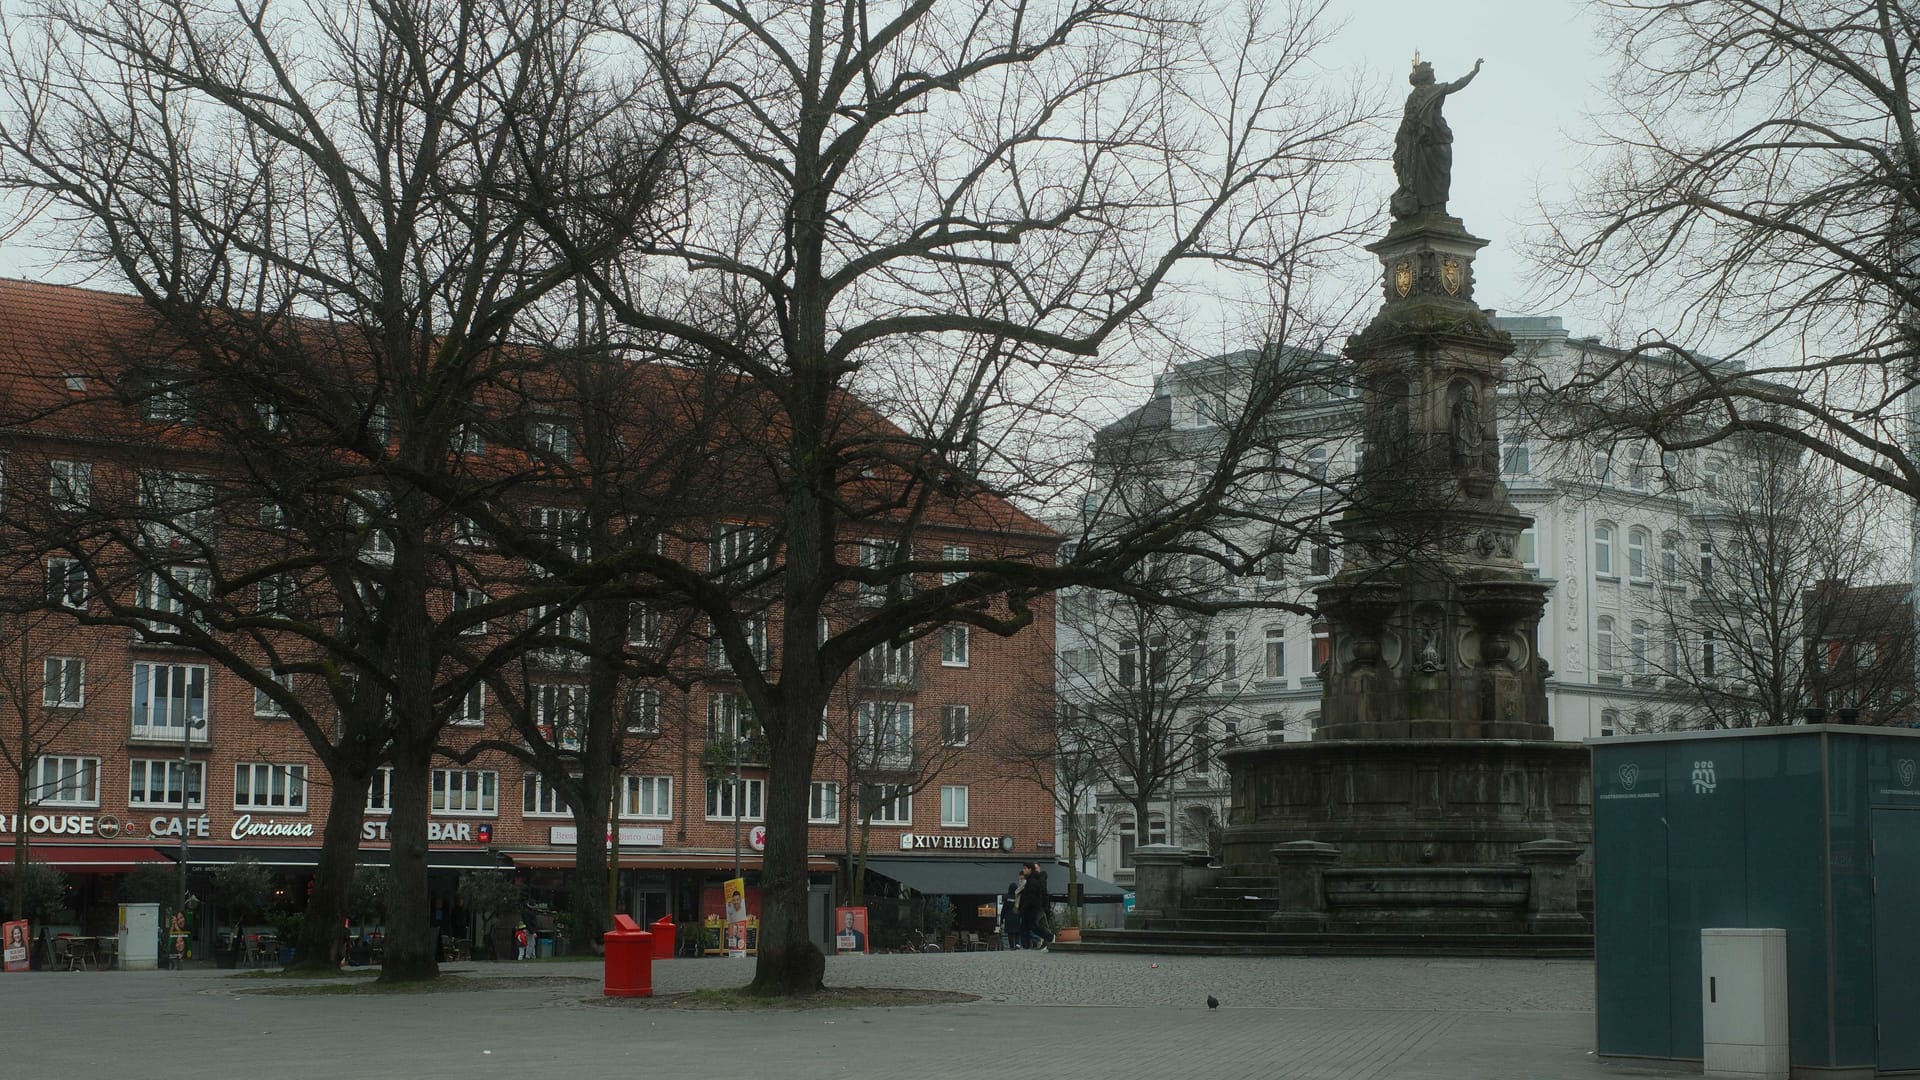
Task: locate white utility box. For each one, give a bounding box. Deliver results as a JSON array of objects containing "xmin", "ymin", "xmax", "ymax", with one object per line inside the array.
[
  {"xmin": 1701, "ymin": 927, "xmax": 1789, "ymax": 1079},
  {"xmin": 117, "ymin": 903, "xmax": 160, "ymax": 971}
]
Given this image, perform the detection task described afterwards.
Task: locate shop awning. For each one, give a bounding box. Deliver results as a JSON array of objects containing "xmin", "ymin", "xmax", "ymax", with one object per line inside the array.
[
  {"xmin": 501, "ymin": 851, "xmax": 838, "ymax": 872},
  {"xmin": 2, "ymin": 845, "xmax": 171, "ymax": 871},
  {"xmin": 156, "ymin": 845, "xmax": 500, "ymax": 871},
  {"xmin": 863, "ymin": 858, "xmax": 1127, "ymax": 902}
]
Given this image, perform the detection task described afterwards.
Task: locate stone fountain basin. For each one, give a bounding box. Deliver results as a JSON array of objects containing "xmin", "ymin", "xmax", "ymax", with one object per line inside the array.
[{"xmin": 1323, "ymin": 866, "xmax": 1529, "ymax": 909}]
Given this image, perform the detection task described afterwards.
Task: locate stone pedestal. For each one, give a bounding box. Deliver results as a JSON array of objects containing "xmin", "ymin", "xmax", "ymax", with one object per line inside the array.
[
  {"xmin": 1268, "ymin": 841, "xmax": 1341, "ymax": 932},
  {"xmin": 1516, "ymin": 838, "xmax": 1588, "ymax": 934},
  {"xmin": 1126, "ymin": 845, "xmax": 1195, "ymax": 927}
]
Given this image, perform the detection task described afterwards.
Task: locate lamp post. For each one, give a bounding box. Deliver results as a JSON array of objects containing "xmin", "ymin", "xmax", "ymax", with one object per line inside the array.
[{"xmin": 176, "ymin": 707, "xmax": 195, "ymax": 969}]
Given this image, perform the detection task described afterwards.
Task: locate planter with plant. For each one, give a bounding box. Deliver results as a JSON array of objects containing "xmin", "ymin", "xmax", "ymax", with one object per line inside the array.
[
  {"xmin": 212, "ymin": 858, "xmax": 272, "ymax": 967},
  {"xmin": 456, "ymin": 871, "xmax": 523, "ymax": 962},
  {"xmin": 1054, "ymin": 906, "xmax": 1082, "ymax": 943}
]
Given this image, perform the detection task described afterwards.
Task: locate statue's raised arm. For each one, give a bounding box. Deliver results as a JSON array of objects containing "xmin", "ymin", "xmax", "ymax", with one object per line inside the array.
[{"xmin": 1389, "ymin": 57, "xmax": 1484, "ymax": 220}]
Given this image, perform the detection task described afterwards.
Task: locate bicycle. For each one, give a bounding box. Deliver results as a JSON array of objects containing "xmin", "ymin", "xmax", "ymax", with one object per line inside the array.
[{"xmin": 901, "ymin": 929, "xmax": 942, "ymax": 953}]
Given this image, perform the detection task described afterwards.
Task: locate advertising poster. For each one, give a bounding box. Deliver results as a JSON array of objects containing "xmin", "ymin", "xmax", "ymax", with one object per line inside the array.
[
  {"xmin": 834, "ymin": 906, "xmax": 869, "ymax": 955},
  {"xmin": 723, "ymin": 877, "xmax": 749, "ymax": 958},
  {"xmin": 2, "ymin": 920, "xmax": 27, "ymax": 972}
]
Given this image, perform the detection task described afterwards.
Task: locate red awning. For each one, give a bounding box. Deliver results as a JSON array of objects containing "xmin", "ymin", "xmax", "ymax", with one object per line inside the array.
[{"xmin": 1, "ymin": 845, "xmax": 171, "ymax": 871}]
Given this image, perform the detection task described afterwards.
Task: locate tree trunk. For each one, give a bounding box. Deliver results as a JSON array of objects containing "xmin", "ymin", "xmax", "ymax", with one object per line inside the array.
[
  {"xmin": 379, "ymin": 749, "xmax": 438, "ymax": 982},
  {"xmin": 570, "ymin": 776, "xmax": 611, "ymax": 956},
  {"xmin": 746, "ymin": 711, "xmax": 824, "ymax": 994},
  {"xmin": 291, "ymin": 766, "xmax": 372, "ymax": 970},
  {"xmin": 9, "ymin": 756, "xmax": 28, "ymax": 919}
]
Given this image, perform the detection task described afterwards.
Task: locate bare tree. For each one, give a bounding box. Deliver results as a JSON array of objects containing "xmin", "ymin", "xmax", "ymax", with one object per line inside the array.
[
  {"xmin": 1531, "ymin": 0, "xmax": 1920, "ymax": 498},
  {"xmin": 1052, "ymin": 575, "xmax": 1255, "ymax": 870},
  {"xmin": 0, "ymin": 0, "xmax": 675, "ymax": 979},
  {"xmin": 0, "ymin": 608, "xmax": 96, "ymax": 920},
  {"xmin": 1612, "ymin": 443, "xmax": 1905, "ymax": 728},
  {"xmin": 533, "ymin": 0, "xmax": 1378, "ymax": 993}
]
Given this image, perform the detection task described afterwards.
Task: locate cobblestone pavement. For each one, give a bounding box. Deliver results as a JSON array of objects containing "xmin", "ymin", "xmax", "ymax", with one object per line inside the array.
[{"xmin": 2, "ymin": 953, "xmax": 1629, "ymax": 1080}]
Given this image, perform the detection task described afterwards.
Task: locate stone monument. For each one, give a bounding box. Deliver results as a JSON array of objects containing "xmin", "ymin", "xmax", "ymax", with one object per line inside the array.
[{"xmin": 1215, "ymin": 58, "xmax": 1591, "ymax": 936}]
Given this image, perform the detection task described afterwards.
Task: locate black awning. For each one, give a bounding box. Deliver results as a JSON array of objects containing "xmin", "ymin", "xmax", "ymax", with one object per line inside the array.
[
  {"xmin": 162, "ymin": 845, "xmax": 499, "ymax": 871},
  {"xmin": 863, "ymin": 858, "xmax": 1126, "ymax": 902}
]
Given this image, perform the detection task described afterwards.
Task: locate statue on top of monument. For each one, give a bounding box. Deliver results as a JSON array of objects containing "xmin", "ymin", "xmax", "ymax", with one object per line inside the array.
[{"xmin": 1390, "ymin": 55, "xmax": 1483, "ymax": 220}]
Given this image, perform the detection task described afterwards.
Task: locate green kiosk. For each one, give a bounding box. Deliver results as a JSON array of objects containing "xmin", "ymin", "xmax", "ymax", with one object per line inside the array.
[{"xmin": 1592, "ymin": 725, "xmax": 1920, "ymax": 1076}]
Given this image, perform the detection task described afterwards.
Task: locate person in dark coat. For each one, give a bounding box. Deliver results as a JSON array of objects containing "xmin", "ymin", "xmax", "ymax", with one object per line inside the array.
[
  {"xmin": 1016, "ymin": 862, "xmax": 1054, "ymax": 950},
  {"xmin": 1000, "ymin": 877, "xmax": 1023, "ymax": 949}
]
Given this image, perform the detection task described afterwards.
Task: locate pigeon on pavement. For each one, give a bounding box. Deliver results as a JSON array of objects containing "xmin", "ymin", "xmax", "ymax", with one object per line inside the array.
[{"xmin": 1206, "ymin": 995, "xmax": 1220, "ymax": 1010}]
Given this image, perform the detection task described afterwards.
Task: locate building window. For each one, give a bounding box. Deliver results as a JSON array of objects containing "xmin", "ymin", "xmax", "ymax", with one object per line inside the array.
[
  {"xmin": 453, "ymin": 515, "xmax": 487, "ymax": 548},
  {"xmin": 42, "ymin": 656, "xmax": 84, "ymax": 707},
  {"xmin": 856, "ymin": 538, "xmax": 900, "ymax": 600},
  {"xmin": 1593, "ymin": 524, "xmax": 1614, "ymax": 576},
  {"xmin": 625, "ymin": 687, "xmax": 662, "ymax": 735},
  {"xmin": 1309, "ymin": 542, "xmax": 1333, "ymax": 577},
  {"xmin": 940, "ymin": 704, "xmax": 970, "ymax": 747},
  {"xmin": 234, "ymin": 763, "xmax": 308, "ymax": 811},
  {"xmin": 452, "ymin": 588, "xmax": 488, "ymax": 634},
  {"xmin": 710, "ymin": 523, "xmax": 774, "ymax": 585},
  {"xmin": 1661, "ymin": 533, "xmax": 1680, "ymax": 581},
  {"xmin": 1116, "ymin": 638, "xmax": 1138, "ymax": 687},
  {"xmin": 706, "ymin": 691, "xmax": 757, "ymax": 744},
  {"xmin": 1701, "ymin": 630, "xmax": 1717, "ymax": 677},
  {"xmin": 1596, "ymin": 616, "xmax": 1616, "ymax": 672},
  {"xmin": 1627, "ymin": 444, "xmax": 1649, "ymax": 491},
  {"xmin": 456, "ymin": 684, "xmax": 486, "ymax": 728},
  {"xmin": 49, "ymin": 460, "xmax": 91, "ymax": 512},
  {"xmin": 31, "ymin": 755, "xmax": 99, "ymax": 807},
  {"xmin": 940, "ymin": 785, "xmax": 969, "ymax": 827},
  {"xmin": 1630, "ymin": 621, "xmax": 1649, "ymax": 675},
  {"xmin": 367, "ymin": 767, "xmax": 394, "ymax": 813},
  {"xmin": 628, "ymin": 602, "xmax": 660, "ymax": 647},
  {"xmin": 622, "ymin": 775, "xmax": 673, "ymax": 820},
  {"xmin": 523, "ymin": 774, "xmax": 573, "ymax": 818},
  {"xmin": 1305, "ymin": 446, "xmax": 1331, "ymax": 481},
  {"xmin": 859, "ymin": 783, "xmax": 911, "ymax": 824},
  {"xmin": 139, "ymin": 472, "xmax": 215, "ymax": 548},
  {"xmin": 532, "ymin": 684, "xmax": 584, "ymax": 747},
  {"xmin": 1502, "ymin": 433, "xmax": 1529, "ymax": 476},
  {"xmin": 526, "ymin": 506, "xmax": 587, "ymax": 567},
  {"xmin": 1221, "ymin": 629, "xmax": 1238, "ymax": 681},
  {"xmin": 1600, "ymin": 709, "xmax": 1619, "ymax": 738},
  {"xmin": 253, "ymin": 671, "xmax": 293, "ymax": 717},
  {"xmin": 128, "ymin": 760, "xmax": 204, "ymax": 809},
  {"xmin": 141, "ymin": 379, "xmax": 192, "ymax": 424},
  {"xmin": 452, "ymin": 421, "xmax": 486, "ymax": 456},
  {"xmin": 1704, "ymin": 457, "xmax": 1727, "ymax": 494},
  {"xmin": 706, "ymin": 777, "xmax": 764, "ymax": 821},
  {"xmin": 1263, "ymin": 626, "xmax": 1286, "ymax": 680},
  {"xmin": 1517, "ymin": 526, "xmax": 1537, "ymax": 568},
  {"xmin": 857, "ymin": 640, "xmax": 914, "ymax": 685},
  {"xmin": 941, "ymin": 544, "xmax": 970, "ymax": 586},
  {"xmin": 1699, "ymin": 540, "xmax": 1714, "ymax": 585},
  {"xmin": 137, "ymin": 566, "xmax": 210, "ymax": 632},
  {"xmin": 1310, "ymin": 621, "xmax": 1331, "ymax": 674},
  {"xmin": 1627, "ymin": 528, "xmax": 1649, "ymax": 581},
  {"xmin": 808, "ymin": 781, "xmax": 840, "ymax": 824},
  {"xmin": 941, "ymin": 625, "xmax": 970, "ymax": 667},
  {"xmin": 528, "ymin": 418, "xmax": 573, "ymax": 458},
  {"xmin": 1117, "ymin": 816, "xmax": 1168, "ymax": 868},
  {"xmin": 257, "ymin": 574, "xmax": 298, "ymax": 616},
  {"xmin": 131, "ymin": 662, "xmax": 209, "ymax": 742},
  {"xmin": 47, "ymin": 558, "xmax": 86, "ymax": 610},
  {"xmin": 431, "ymin": 768, "xmax": 498, "ymax": 815},
  {"xmin": 857, "ymin": 701, "xmax": 914, "ymax": 769},
  {"xmin": 366, "ymin": 402, "xmax": 391, "ymax": 445}
]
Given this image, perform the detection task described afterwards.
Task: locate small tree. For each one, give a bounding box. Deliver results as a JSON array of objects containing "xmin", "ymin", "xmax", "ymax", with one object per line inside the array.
[
  {"xmin": 0, "ymin": 862, "xmax": 68, "ymax": 926},
  {"xmin": 212, "ymin": 858, "xmax": 272, "ymax": 946}
]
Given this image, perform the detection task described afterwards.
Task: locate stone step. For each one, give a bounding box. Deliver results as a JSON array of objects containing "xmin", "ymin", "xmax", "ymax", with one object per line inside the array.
[{"xmin": 1062, "ymin": 927, "xmax": 1593, "ymax": 959}]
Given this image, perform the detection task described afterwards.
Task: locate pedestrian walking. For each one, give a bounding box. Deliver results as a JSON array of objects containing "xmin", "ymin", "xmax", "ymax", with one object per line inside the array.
[
  {"xmin": 1000, "ymin": 877, "xmax": 1023, "ymax": 950},
  {"xmin": 1017, "ymin": 862, "xmax": 1054, "ymax": 951}
]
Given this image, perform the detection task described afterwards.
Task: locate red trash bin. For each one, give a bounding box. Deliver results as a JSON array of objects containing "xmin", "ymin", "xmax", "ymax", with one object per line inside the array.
[
  {"xmin": 649, "ymin": 915, "xmax": 676, "ymax": 961},
  {"xmin": 603, "ymin": 914, "xmax": 653, "ymax": 998}
]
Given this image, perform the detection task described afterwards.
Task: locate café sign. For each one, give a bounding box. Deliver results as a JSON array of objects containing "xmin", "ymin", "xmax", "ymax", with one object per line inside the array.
[
  {"xmin": 898, "ymin": 833, "xmax": 1015, "ymax": 852},
  {"xmin": 230, "ymin": 815, "xmax": 315, "ymax": 841},
  {"xmin": 549, "ymin": 825, "xmax": 664, "ymax": 848},
  {"xmin": 361, "ymin": 819, "xmax": 486, "ymax": 843}
]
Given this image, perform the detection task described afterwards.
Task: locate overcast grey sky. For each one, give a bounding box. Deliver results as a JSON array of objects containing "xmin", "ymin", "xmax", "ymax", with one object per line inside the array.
[{"xmin": 0, "ymin": 0, "xmax": 1613, "ymax": 327}]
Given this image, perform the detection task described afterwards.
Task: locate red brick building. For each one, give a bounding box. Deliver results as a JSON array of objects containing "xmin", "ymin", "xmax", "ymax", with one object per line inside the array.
[{"xmin": 0, "ymin": 279, "xmax": 1057, "ymax": 956}]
